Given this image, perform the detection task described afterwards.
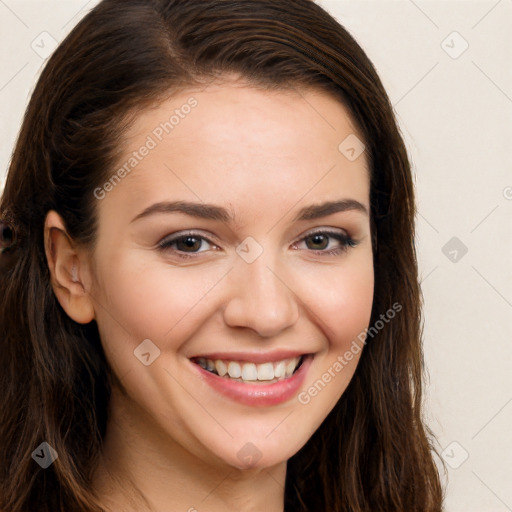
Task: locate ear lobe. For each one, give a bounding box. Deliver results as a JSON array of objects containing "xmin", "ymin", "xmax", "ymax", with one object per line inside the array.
[{"xmin": 44, "ymin": 210, "xmax": 95, "ymax": 324}]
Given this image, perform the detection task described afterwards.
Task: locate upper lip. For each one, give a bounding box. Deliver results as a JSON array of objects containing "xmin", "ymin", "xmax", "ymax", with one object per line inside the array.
[{"xmin": 188, "ymin": 350, "xmax": 312, "ymax": 364}]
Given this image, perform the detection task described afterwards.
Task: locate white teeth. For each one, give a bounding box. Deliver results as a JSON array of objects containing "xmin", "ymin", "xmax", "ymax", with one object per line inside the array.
[
  {"xmin": 241, "ymin": 363, "xmax": 258, "ymax": 381},
  {"xmin": 257, "ymin": 362, "xmax": 275, "ymax": 381},
  {"xmin": 285, "ymin": 359, "xmax": 297, "ymax": 378},
  {"xmin": 215, "ymin": 360, "xmax": 228, "ymax": 377},
  {"xmin": 274, "ymin": 360, "xmax": 286, "ymax": 378},
  {"xmin": 227, "ymin": 361, "xmax": 242, "ymax": 379},
  {"xmin": 195, "ymin": 355, "xmax": 304, "ymax": 382}
]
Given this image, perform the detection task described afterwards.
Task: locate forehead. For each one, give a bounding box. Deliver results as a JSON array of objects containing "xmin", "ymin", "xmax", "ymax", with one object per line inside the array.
[{"xmin": 98, "ymin": 82, "xmax": 370, "ymax": 224}]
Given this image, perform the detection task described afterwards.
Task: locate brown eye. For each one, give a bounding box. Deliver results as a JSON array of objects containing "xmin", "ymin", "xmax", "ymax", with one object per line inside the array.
[
  {"xmin": 158, "ymin": 231, "xmax": 218, "ymax": 260},
  {"xmin": 305, "ymin": 234, "xmax": 330, "ymax": 251},
  {"xmin": 175, "ymin": 236, "xmax": 203, "ymax": 252},
  {"xmin": 294, "ymin": 229, "xmax": 357, "ymax": 256}
]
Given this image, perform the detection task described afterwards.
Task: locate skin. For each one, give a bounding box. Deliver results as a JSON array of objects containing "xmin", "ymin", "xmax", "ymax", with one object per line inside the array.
[{"xmin": 44, "ymin": 77, "xmax": 374, "ymax": 512}]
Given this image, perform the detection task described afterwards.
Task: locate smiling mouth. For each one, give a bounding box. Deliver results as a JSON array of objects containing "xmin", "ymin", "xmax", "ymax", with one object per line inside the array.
[{"xmin": 190, "ymin": 355, "xmax": 306, "ymax": 384}]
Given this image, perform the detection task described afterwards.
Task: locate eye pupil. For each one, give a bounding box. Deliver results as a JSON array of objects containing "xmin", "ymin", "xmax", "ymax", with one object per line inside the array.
[
  {"xmin": 307, "ymin": 234, "xmax": 328, "ymax": 250},
  {"xmin": 177, "ymin": 236, "xmax": 202, "ymax": 252}
]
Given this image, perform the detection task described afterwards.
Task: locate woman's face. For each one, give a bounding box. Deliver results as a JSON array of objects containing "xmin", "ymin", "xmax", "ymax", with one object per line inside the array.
[{"xmin": 86, "ymin": 80, "xmax": 374, "ymax": 470}]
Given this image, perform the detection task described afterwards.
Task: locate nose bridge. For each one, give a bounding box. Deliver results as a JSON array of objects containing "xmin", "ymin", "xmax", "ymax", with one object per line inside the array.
[{"xmin": 223, "ymin": 245, "xmax": 299, "ymax": 337}]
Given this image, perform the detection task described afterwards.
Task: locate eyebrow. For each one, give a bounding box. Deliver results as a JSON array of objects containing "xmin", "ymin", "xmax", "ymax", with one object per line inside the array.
[{"xmin": 130, "ymin": 199, "xmax": 368, "ymax": 224}]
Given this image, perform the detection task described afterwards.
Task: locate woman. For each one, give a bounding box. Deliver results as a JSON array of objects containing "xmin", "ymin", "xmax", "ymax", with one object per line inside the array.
[{"xmin": 0, "ymin": 0, "xmax": 444, "ymax": 510}]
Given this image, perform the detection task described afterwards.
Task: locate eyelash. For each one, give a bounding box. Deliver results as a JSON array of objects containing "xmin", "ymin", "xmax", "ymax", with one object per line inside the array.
[{"xmin": 157, "ymin": 229, "xmax": 358, "ymax": 260}]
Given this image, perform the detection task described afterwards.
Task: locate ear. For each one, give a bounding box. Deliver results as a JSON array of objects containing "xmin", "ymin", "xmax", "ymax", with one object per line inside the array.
[{"xmin": 44, "ymin": 210, "xmax": 95, "ymax": 324}]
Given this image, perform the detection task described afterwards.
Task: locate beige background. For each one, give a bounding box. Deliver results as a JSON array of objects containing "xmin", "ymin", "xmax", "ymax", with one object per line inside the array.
[{"xmin": 1, "ymin": 1, "xmax": 511, "ymax": 510}]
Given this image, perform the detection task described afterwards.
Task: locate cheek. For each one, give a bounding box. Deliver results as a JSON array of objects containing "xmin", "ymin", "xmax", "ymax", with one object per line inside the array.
[
  {"xmin": 301, "ymin": 258, "xmax": 374, "ymax": 349},
  {"xmin": 294, "ymin": 258, "xmax": 373, "ymax": 423},
  {"xmin": 92, "ymin": 253, "xmax": 226, "ymax": 347}
]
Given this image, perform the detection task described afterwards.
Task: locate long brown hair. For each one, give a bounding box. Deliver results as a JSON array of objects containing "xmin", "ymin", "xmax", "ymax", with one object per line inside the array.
[{"xmin": 0, "ymin": 0, "xmax": 445, "ymax": 510}]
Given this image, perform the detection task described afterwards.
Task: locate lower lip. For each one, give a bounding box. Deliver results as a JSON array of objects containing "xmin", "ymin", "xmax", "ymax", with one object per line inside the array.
[{"xmin": 190, "ymin": 355, "xmax": 313, "ymax": 407}]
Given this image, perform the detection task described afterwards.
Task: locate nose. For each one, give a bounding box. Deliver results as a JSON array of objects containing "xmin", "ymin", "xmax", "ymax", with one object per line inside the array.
[{"xmin": 222, "ymin": 252, "xmax": 300, "ymax": 338}]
